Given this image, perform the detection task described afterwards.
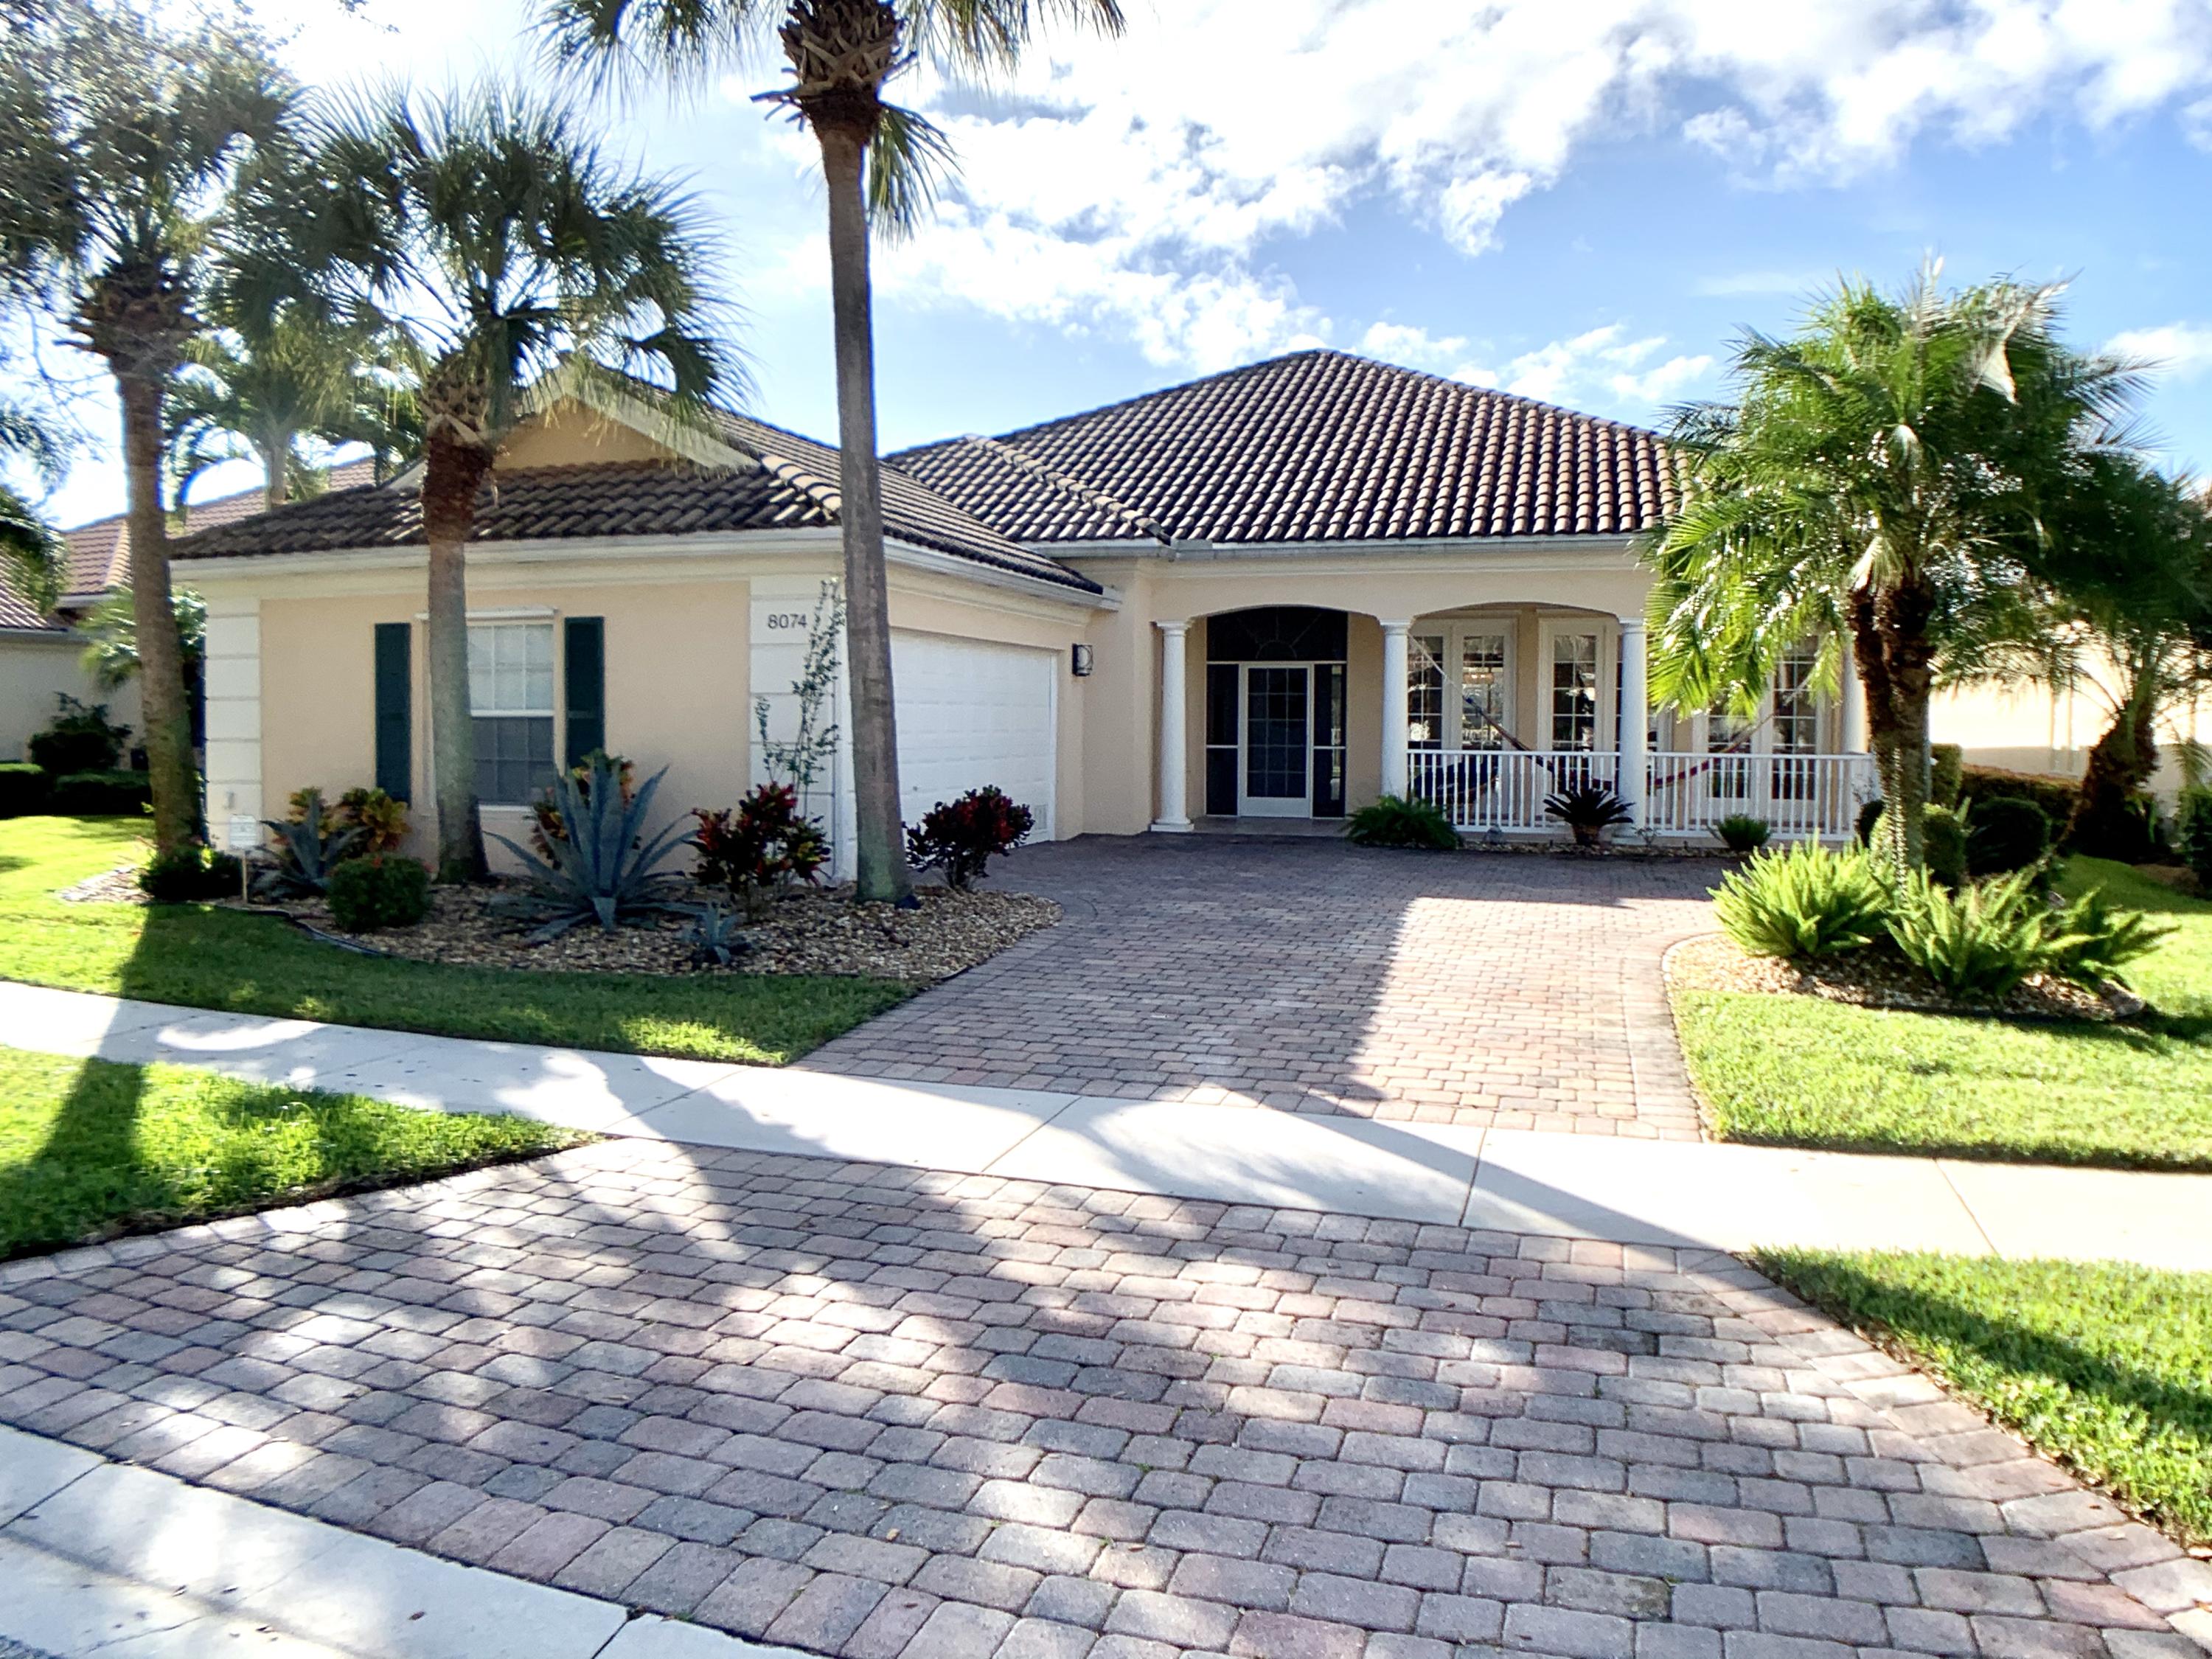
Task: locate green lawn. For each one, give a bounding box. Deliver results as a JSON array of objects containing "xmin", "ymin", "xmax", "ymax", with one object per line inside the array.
[
  {"xmin": 0, "ymin": 817, "xmax": 912, "ymax": 1065},
  {"xmin": 0, "ymin": 1046, "xmax": 580, "ymax": 1259},
  {"xmin": 1674, "ymin": 857, "xmax": 2212, "ymax": 1169},
  {"xmin": 1754, "ymin": 1248, "xmax": 2212, "ymax": 1547}
]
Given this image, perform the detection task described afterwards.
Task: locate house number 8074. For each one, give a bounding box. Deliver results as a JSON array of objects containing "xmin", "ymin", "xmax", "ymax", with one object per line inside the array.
[{"xmin": 765, "ymin": 612, "xmax": 810, "ymax": 630}]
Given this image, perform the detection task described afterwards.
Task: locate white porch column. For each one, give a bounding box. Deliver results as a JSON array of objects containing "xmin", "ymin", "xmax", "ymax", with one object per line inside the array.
[
  {"xmin": 1840, "ymin": 651, "xmax": 1868, "ymax": 753},
  {"xmin": 1618, "ymin": 616, "xmax": 1649, "ymax": 828},
  {"xmin": 1152, "ymin": 619, "xmax": 1193, "ymax": 832},
  {"xmin": 1380, "ymin": 620, "xmax": 1411, "ymax": 799}
]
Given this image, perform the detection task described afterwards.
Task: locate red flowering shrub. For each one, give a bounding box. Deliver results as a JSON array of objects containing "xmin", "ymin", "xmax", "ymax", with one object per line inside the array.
[
  {"xmin": 693, "ymin": 782, "xmax": 830, "ymax": 917},
  {"xmin": 905, "ymin": 786, "xmax": 1034, "ymax": 891}
]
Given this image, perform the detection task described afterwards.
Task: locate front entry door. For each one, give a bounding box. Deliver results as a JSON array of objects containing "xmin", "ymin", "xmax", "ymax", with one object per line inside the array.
[{"xmin": 1239, "ymin": 665, "xmax": 1311, "ymax": 816}]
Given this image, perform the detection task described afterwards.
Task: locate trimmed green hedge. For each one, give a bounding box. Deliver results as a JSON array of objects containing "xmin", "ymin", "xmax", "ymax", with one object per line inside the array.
[
  {"xmin": 51, "ymin": 769, "xmax": 151, "ymax": 816},
  {"xmin": 1959, "ymin": 764, "xmax": 2079, "ymax": 826},
  {"xmin": 0, "ymin": 763, "xmax": 50, "ymax": 818}
]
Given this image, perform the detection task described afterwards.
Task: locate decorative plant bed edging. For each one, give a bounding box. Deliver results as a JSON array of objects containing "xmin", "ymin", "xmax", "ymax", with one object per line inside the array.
[
  {"xmin": 254, "ymin": 880, "xmax": 1060, "ymax": 982},
  {"xmin": 1666, "ymin": 930, "xmax": 2132, "ymax": 1022},
  {"xmin": 57, "ymin": 863, "xmax": 147, "ymax": 904}
]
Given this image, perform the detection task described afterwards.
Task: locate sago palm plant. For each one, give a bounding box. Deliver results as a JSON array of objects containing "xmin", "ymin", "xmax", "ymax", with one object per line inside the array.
[{"xmin": 538, "ymin": 0, "xmax": 1127, "ymax": 903}]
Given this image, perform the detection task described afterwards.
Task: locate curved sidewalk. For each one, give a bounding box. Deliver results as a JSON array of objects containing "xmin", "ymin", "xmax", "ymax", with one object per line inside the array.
[{"xmin": 1, "ymin": 982, "xmax": 2205, "ymax": 1271}]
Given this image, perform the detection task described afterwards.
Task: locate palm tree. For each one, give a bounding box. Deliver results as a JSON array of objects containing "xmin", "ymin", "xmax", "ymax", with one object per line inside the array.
[
  {"xmin": 1644, "ymin": 268, "xmax": 2138, "ymax": 874},
  {"xmin": 1965, "ymin": 458, "xmax": 2212, "ymax": 856},
  {"xmin": 540, "ymin": 0, "xmax": 1125, "ymax": 904},
  {"xmin": 0, "ymin": 404, "xmax": 65, "ymax": 615},
  {"xmin": 169, "ymin": 301, "xmax": 411, "ymax": 512},
  {"xmin": 238, "ymin": 83, "xmax": 737, "ymax": 882},
  {"xmin": 0, "ymin": 0, "xmax": 291, "ymax": 854}
]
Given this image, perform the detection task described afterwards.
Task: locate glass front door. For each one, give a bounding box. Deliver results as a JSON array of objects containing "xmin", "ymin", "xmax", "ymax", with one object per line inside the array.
[{"xmin": 1239, "ymin": 665, "xmax": 1311, "ymax": 816}]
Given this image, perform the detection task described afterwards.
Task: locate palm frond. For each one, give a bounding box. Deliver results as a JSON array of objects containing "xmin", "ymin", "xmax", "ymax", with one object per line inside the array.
[
  {"xmin": 0, "ymin": 484, "xmax": 63, "ymax": 616},
  {"xmin": 866, "ymin": 101, "xmax": 956, "ymax": 241}
]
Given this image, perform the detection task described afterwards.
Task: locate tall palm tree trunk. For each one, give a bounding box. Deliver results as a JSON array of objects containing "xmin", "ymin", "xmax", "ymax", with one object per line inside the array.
[
  {"xmin": 816, "ymin": 122, "xmax": 911, "ymax": 905},
  {"xmin": 422, "ymin": 426, "xmax": 490, "ymax": 882},
  {"xmin": 2066, "ymin": 644, "xmax": 2161, "ymax": 858},
  {"xmin": 1851, "ymin": 582, "xmax": 1936, "ymax": 876},
  {"xmin": 116, "ymin": 372, "xmax": 198, "ymax": 854},
  {"xmin": 258, "ymin": 434, "xmax": 291, "ymax": 511}
]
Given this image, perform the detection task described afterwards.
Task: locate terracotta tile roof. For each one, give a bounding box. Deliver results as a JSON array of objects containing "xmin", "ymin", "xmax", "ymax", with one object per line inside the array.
[
  {"xmin": 60, "ymin": 459, "xmax": 380, "ymax": 597},
  {"xmin": 3, "ymin": 462, "xmax": 383, "ymax": 634},
  {"xmin": 891, "ymin": 349, "xmax": 1677, "ymax": 546},
  {"xmin": 171, "ymin": 422, "xmax": 1102, "ymax": 595},
  {"xmin": 0, "ymin": 586, "xmax": 61, "ymax": 632}
]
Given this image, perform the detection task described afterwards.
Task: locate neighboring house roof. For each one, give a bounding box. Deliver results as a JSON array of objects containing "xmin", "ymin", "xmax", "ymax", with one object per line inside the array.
[
  {"xmin": 61, "ymin": 458, "xmax": 380, "ymax": 599},
  {"xmin": 0, "ymin": 460, "xmax": 382, "ymax": 636},
  {"xmin": 172, "ymin": 414, "xmax": 1105, "ymax": 596},
  {"xmin": 0, "ymin": 585, "xmax": 60, "ymax": 633},
  {"xmin": 892, "ymin": 349, "xmax": 1677, "ymax": 546}
]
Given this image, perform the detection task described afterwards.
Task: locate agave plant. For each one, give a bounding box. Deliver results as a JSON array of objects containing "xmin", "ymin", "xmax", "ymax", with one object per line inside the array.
[
  {"xmin": 256, "ymin": 794, "xmax": 364, "ymax": 897},
  {"xmin": 487, "ymin": 753, "xmax": 690, "ymax": 939},
  {"xmin": 680, "ymin": 903, "xmax": 751, "ymax": 967}
]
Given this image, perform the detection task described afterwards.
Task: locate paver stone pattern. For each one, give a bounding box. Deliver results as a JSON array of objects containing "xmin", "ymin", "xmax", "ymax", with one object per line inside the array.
[
  {"xmin": 3, "ymin": 1140, "xmax": 2203, "ymax": 1659},
  {"xmin": 805, "ymin": 836, "xmax": 1714, "ymax": 1137}
]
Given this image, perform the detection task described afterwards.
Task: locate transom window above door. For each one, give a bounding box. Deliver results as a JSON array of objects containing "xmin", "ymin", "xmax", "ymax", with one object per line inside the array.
[{"xmin": 1408, "ymin": 622, "xmax": 1515, "ymax": 750}]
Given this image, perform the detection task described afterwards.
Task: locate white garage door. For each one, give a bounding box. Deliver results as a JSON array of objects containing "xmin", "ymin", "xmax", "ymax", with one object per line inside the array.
[{"xmin": 893, "ymin": 631, "xmax": 1057, "ymax": 838}]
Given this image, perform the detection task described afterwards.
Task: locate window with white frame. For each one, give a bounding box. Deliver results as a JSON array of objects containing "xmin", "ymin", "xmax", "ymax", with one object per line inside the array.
[
  {"xmin": 1773, "ymin": 645, "xmax": 1820, "ymax": 800},
  {"xmin": 470, "ymin": 622, "xmax": 557, "ymax": 804},
  {"xmin": 1458, "ymin": 633, "xmax": 1509, "ymax": 749},
  {"xmin": 1773, "ymin": 647, "xmax": 1819, "ymax": 754},
  {"xmin": 1550, "ymin": 631, "xmax": 1599, "ymax": 751},
  {"xmin": 1706, "ymin": 705, "xmax": 1752, "ymax": 799},
  {"xmin": 1408, "ymin": 633, "xmax": 1446, "ymax": 749}
]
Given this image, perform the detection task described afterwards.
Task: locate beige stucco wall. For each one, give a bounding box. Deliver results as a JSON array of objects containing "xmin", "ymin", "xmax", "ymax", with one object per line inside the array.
[
  {"xmin": 0, "ymin": 633, "xmax": 142, "ymax": 765},
  {"xmin": 496, "ymin": 404, "xmax": 686, "ymax": 471},
  {"xmin": 1933, "ymin": 674, "xmax": 2209, "ymax": 800},
  {"xmin": 256, "ymin": 574, "xmax": 751, "ymax": 864}
]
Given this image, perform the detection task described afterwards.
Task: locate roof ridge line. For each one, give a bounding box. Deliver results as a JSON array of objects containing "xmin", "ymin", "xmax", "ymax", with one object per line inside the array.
[{"xmin": 956, "ymin": 434, "xmax": 1172, "ymax": 546}]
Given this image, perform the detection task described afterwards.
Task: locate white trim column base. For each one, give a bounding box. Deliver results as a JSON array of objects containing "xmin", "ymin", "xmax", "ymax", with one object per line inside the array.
[
  {"xmin": 1380, "ymin": 620, "xmax": 1411, "ymax": 799},
  {"xmin": 1618, "ymin": 616, "xmax": 1649, "ymax": 829},
  {"xmin": 1152, "ymin": 619, "xmax": 1194, "ymax": 832}
]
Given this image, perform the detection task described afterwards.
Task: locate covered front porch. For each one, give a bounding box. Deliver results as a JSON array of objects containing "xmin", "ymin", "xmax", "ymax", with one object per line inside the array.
[{"xmin": 1150, "ymin": 601, "xmax": 1877, "ymax": 841}]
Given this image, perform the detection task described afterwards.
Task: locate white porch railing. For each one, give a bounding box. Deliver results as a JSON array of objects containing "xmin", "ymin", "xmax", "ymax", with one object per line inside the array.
[{"xmin": 1407, "ymin": 748, "xmax": 1877, "ymax": 839}]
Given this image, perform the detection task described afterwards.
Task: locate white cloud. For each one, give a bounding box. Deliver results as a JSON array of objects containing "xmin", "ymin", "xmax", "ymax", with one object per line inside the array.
[
  {"xmin": 1610, "ymin": 353, "xmax": 1717, "ymax": 403},
  {"xmin": 1359, "ymin": 321, "xmax": 1470, "ymax": 368},
  {"xmin": 838, "ymin": 0, "xmax": 2212, "ymax": 374},
  {"xmin": 1448, "ymin": 323, "xmax": 1715, "ymax": 411},
  {"xmin": 2105, "ymin": 322, "xmax": 2212, "ymax": 380}
]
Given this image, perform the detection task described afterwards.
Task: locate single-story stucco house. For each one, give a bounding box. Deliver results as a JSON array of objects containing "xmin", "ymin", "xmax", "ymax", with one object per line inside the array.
[{"xmin": 164, "ymin": 350, "xmax": 2180, "ymax": 867}]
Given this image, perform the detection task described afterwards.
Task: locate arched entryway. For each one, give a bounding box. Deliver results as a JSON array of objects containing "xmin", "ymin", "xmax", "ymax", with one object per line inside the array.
[{"xmin": 1200, "ymin": 606, "xmax": 1351, "ymax": 821}]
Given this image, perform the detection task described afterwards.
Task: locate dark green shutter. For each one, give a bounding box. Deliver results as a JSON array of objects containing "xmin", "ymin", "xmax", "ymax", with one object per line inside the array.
[
  {"xmin": 373, "ymin": 622, "xmax": 411, "ymax": 802},
  {"xmin": 563, "ymin": 616, "xmax": 605, "ymax": 767}
]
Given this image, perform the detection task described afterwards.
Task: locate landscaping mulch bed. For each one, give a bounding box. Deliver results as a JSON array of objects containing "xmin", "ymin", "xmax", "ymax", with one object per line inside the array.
[
  {"xmin": 1666, "ymin": 930, "xmax": 2127, "ymax": 1021},
  {"xmin": 260, "ymin": 880, "xmax": 1058, "ymax": 982}
]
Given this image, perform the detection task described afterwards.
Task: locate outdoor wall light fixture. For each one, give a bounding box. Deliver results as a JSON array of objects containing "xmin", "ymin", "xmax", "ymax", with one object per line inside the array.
[{"xmin": 1071, "ymin": 643, "xmax": 1094, "ymax": 677}]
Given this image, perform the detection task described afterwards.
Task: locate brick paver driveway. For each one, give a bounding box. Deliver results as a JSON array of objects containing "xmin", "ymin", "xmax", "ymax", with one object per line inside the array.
[
  {"xmin": 4, "ymin": 1141, "xmax": 2199, "ymax": 1659},
  {"xmin": 810, "ymin": 837, "xmax": 1717, "ymax": 1138}
]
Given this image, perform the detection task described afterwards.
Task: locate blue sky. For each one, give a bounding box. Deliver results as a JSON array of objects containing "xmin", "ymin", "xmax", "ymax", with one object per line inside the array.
[{"xmin": 19, "ymin": 0, "xmax": 2212, "ymax": 527}]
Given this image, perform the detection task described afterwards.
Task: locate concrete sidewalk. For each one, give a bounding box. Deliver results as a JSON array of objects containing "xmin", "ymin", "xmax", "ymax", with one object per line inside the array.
[
  {"xmin": 0, "ymin": 1424, "xmax": 796, "ymax": 1659},
  {"xmin": 3, "ymin": 982, "xmax": 2207, "ymax": 1270}
]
